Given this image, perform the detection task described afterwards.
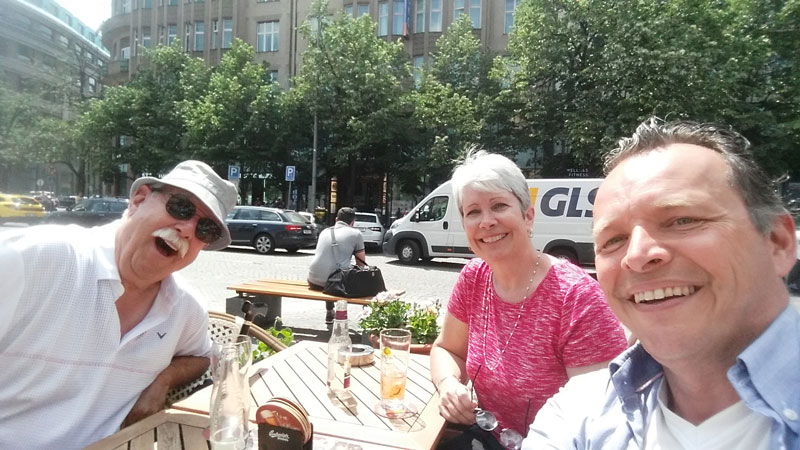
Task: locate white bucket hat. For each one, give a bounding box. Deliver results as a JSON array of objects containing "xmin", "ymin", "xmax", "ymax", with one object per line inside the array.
[{"xmin": 129, "ymin": 160, "xmax": 237, "ymax": 251}]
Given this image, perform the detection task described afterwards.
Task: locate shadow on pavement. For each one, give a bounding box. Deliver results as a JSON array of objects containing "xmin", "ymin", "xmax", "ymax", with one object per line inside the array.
[
  {"xmin": 383, "ymin": 258, "xmax": 467, "ymax": 272},
  {"xmin": 221, "ymin": 246, "xmax": 315, "ymax": 257}
]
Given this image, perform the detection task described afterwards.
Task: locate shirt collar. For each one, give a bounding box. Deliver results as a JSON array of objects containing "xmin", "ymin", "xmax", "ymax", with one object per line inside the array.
[
  {"xmin": 609, "ymin": 343, "xmax": 664, "ymax": 414},
  {"xmin": 94, "ymin": 221, "xmax": 122, "ymax": 282},
  {"xmin": 731, "ymin": 306, "xmax": 800, "ymax": 432}
]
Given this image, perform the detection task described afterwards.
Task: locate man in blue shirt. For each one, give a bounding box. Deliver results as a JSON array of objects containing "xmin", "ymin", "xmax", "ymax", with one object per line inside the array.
[{"xmin": 523, "ymin": 119, "xmax": 799, "ymax": 449}]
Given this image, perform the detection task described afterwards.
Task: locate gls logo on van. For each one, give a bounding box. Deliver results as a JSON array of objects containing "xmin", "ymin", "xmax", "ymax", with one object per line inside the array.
[{"xmin": 530, "ymin": 187, "xmax": 598, "ymax": 218}]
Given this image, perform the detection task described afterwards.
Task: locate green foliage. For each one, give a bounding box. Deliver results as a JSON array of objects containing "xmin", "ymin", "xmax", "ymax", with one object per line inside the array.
[
  {"xmin": 406, "ymin": 301, "xmax": 442, "ymax": 345},
  {"xmin": 358, "ymin": 297, "xmax": 441, "ymax": 344},
  {"xmin": 252, "ymin": 318, "xmax": 294, "ymax": 363},
  {"xmin": 507, "ymin": 0, "xmax": 800, "ymax": 176}
]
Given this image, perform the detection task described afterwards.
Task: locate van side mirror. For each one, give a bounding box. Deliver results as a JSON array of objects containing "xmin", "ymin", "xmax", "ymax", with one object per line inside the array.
[{"xmin": 409, "ymin": 212, "xmax": 419, "ymax": 222}]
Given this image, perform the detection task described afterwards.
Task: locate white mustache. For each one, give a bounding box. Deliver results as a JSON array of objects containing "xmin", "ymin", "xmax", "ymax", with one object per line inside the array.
[{"xmin": 152, "ymin": 228, "xmax": 189, "ymax": 259}]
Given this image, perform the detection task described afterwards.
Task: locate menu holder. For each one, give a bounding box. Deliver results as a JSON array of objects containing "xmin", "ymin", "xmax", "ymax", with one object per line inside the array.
[{"xmin": 257, "ymin": 423, "xmax": 313, "ymax": 450}]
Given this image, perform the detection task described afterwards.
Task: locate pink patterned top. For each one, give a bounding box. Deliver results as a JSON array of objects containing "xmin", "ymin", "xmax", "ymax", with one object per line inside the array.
[{"xmin": 448, "ymin": 258, "xmax": 628, "ymax": 436}]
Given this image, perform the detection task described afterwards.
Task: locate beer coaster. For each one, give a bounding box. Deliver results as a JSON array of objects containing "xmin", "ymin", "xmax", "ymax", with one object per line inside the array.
[
  {"xmin": 270, "ymin": 397, "xmax": 311, "ymax": 441},
  {"xmin": 257, "ymin": 398, "xmax": 312, "ymax": 443}
]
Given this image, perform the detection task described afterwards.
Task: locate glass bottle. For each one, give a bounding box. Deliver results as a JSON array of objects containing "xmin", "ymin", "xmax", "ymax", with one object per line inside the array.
[{"xmin": 327, "ymin": 300, "xmax": 352, "ymax": 394}]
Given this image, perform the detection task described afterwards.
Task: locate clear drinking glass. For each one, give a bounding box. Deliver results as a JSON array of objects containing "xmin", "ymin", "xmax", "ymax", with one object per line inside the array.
[
  {"xmin": 209, "ymin": 335, "xmax": 252, "ymax": 450},
  {"xmin": 374, "ymin": 328, "xmax": 417, "ymax": 418}
]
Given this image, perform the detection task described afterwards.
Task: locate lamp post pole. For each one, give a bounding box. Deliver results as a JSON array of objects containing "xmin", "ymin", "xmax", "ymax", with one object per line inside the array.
[
  {"xmin": 309, "ymin": 12, "xmax": 322, "ymax": 214},
  {"xmin": 310, "ymin": 111, "xmax": 318, "ymax": 212}
]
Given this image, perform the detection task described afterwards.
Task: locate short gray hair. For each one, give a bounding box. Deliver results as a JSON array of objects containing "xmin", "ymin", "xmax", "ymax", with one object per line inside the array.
[
  {"xmin": 605, "ymin": 117, "xmax": 786, "ymax": 234},
  {"xmin": 451, "ymin": 147, "xmax": 531, "ymax": 216}
]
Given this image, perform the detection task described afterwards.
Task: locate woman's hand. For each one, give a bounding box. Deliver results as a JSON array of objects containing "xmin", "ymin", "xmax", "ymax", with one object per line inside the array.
[{"xmin": 437, "ymin": 376, "xmax": 478, "ymax": 425}]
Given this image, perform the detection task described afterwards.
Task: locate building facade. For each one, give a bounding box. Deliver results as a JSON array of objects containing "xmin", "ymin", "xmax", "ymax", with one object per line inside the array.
[
  {"xmin": 100, "ymin": 0, "xmax": 520, "ymax": 88},
  {"xmin": 0, "ymin": 0, "xmax": 110, "ymax": 195}
]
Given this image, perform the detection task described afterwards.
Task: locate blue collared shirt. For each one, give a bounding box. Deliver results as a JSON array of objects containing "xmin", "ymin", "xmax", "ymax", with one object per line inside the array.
[{"xmin": 523, "ymin": 306, "xmax": 800, "ymax": 450}]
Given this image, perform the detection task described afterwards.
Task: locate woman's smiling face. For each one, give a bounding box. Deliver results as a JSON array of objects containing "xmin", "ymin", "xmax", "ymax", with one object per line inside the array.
[{"xmin": 460, "ymin": 185, "xmax": 535, "ymax": 263}]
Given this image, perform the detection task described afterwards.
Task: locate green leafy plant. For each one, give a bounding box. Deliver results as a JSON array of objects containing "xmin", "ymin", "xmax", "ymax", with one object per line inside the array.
[
  {"xmin": 407, "ymin": 301, "xmax": 441, "ymax": 345},
  {"xmin": 358, "ymin": 295, "xmax": 441, "ymax": 344},
  {"xmin": 252, "ymin": 317, "xmax": 294, "ymax": 363}
]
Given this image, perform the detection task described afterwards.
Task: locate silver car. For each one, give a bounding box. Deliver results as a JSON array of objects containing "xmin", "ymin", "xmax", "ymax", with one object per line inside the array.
[{"xmin": 354, "ymin": 212, "xmax": 386, "ymax": 249}]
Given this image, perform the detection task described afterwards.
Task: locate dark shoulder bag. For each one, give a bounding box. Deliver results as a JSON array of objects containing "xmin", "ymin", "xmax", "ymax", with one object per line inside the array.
[{"xmin": 323, "ymin": 227, "xmax": 386, "ymax": 298}]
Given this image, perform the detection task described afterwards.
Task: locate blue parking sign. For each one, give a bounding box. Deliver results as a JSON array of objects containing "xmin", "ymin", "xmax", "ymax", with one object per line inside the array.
[
  {"xmin": 285, "ymin": 165, "xmax": 296, "ymax": 182},
  {"xmin": 228, "ymin": 165, "xmax": 240, "ymax": 180}
]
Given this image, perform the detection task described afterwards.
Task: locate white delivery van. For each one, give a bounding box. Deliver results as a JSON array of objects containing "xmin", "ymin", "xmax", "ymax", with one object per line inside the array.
[{"xmin": 382, "ymin": 179, "xmax": 601, "ymax": 265}]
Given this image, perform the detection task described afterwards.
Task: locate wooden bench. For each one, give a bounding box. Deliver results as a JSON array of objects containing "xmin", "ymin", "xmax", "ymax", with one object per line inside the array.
[{"xmin": 226, "ymin": 279, "xmax": 373, "ymax": 326}]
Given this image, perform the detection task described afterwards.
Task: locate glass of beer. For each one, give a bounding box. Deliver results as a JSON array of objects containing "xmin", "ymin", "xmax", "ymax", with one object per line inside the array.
[{"xmin": 374, "ymin": 328, "xmax": 416, "ymax": 418}]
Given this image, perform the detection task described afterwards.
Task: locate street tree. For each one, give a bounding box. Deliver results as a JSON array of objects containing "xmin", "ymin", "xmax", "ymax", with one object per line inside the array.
[
  {"xmin": 290, "ymin": 0, "xmax": 415, "ymax": 207},
  {"xmin": 507, "ymin": 0, "xmax": 791, "ymax": 175},
  {"xmin": 77, "ymin": 42, "xmax": 208, "ymax": 183}
]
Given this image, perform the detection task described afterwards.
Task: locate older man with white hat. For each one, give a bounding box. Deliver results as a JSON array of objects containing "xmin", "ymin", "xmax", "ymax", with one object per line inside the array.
[{"xmin": 0, "ymin": 160, "xmax": 237, "ymax": 450}]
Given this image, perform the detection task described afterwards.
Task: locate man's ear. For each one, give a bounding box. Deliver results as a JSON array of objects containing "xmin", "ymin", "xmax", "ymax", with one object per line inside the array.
[
  {"xmin": 127, "ymin": 185, "xmax": 153, "ymax": 216},
  {"xmin": 769, "ymin": 213, "xmax": 797, "ymax": 278}
]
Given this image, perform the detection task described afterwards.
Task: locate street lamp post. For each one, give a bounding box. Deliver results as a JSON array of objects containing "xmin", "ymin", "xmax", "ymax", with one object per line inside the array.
[
  {"xmin": 308, "ymin": 11, "xmax": 323, "ymax": 214},
  {"xmin": 310, "ymin": 111, "xmax": 318, "ymax": 212}
]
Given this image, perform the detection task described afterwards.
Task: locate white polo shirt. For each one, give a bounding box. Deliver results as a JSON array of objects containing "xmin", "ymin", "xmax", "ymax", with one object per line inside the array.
[{"xmin": 0, "ymin": 222, "xmax": 212, "ymax": 450}]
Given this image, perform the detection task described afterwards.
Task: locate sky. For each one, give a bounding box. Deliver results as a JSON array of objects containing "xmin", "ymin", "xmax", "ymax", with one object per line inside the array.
[{"xmin": 55, "ymin": 0, "xmax": 110, "ymax": 31}]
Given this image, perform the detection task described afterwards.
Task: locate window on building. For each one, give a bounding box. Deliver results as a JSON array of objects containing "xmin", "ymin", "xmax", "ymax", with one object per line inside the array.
[
  {"xmin": 143, "ymin": 0, "xmax": 152, "ymax": 8},
  {"xmin": 58, "ymin": 35, "xmax": 69, "ymax": 47},
  {"xmin": 168, "ymin": 0, "xmax": 177, "ymax": 5},
  {"xmin": 88, "ymin": 76, "xmax": 96, "ymax": 93},
  {"xmin": 414, "ymin": 0, "xmax": 425, "ymax": 33},
  {"xmin": 43, "ymin": 54, "xmax": 57, "ymax": 68},
  {"xmin": 222, "ymin": 18, "xmax": 232, "ymax": 48},
  {"xmin": 269, "ymin": 70, "xmax": 278, "ymax": 82},
  {"xmin": 184, "ymin": 23, "xmax": 191, "ymax": 51},
  {"xmin": 256, "ymin": 21, "xmax": 279, "ymax": 52},
  {"xmin": 168, "ymin": 24, "xmax": 177, "ymax": 45},
  {"xmin": 121, "ymin": 45, "xmax": 130, "ymax": 60},
  {"xmin": 122, "ymin": 0, "xmax": 130, "ymax": 13},
  {"xmin": 143, "ymin": 28, "xmax": 151, "ymax": 48},
  {"xmin": 504, "ymin": 0, "xmax": 517, "ymax": 33},
  {"xmin": 413, "ymin": 55, "xmax": 423, "ymax": 87},
  {"xmin": 211, "ymin": 20, "xmax": 218, "ymax": 49},
  {"xmin": 392, "ymin": 0, "xmax": 404, "ymax": 35},
  {"xmin": 194, "ymin": 21, "xmax": 204, "ymax": 51},
  {"xmin": 454, "ymin": 0, "xmax": 480, "ymax": 28},
  {"xmin": 378, "ymin": 2, "xmax": 388, "ymax": 36},
  {"xmin": 344, "ymin": 5, "xmax": 353, "ymax": 16},
  {"xmin": 133, "ymin": 28, "xmax": 138, "ymax": 55},
  {"xmin": 16, "ymin": 45, "xmax": 34, "ymax": 63},
  {"xmin": 37, "ymin": 25, "xmax": 53, "ymax": 41},
  {"xmin": 158, "ymin": 25, "xmax": 165, "ymax": 45},
  {"xmin": 357, "ymin": 4, "xmax": 369, "ymax": 16},
  {"xmin": 429, "ymin": 0, "xmax": 441, "ymax": 32}
]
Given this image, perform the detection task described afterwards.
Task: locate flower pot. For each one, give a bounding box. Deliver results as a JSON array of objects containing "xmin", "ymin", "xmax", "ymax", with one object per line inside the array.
[{"xmin": 367, "ymin": 333, "xmax": 433, "ymax": 355}]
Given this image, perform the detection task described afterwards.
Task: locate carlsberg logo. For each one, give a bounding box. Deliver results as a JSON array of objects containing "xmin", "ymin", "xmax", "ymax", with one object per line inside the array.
[{"xmin": 269, "ymin": 430, "xmax": 290, "ymax": 442}]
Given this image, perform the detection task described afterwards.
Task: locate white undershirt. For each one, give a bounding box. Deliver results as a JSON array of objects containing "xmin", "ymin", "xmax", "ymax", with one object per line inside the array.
[{"xmin": 644, "ymin": 381, "xmax": 770, "ymax": 450}]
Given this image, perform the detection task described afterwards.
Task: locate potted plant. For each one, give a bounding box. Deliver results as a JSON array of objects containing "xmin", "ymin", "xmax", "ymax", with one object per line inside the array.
[{"xmin": 358, "ymin": 292, "xmax": 441, "ymax": 354}]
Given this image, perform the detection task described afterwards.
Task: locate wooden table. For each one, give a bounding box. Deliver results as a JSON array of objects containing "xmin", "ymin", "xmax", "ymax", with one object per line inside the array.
[
  {"xmin": 173, "ymin": 341, "xmax": 446, "ymax": 449},
  {"xmin": 84, "ymin": 410, "xmax": 209, "ymax": 450}
]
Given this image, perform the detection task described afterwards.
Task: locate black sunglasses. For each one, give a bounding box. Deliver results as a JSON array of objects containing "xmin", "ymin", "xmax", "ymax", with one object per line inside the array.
[{"xmin": 164, "ymin": 193, "xmax": 222, "ymax": 245}]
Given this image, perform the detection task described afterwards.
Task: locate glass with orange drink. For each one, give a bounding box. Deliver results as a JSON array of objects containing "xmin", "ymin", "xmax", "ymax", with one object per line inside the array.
[{"xmin": 374, "ymin": 328, "xmax": 416, "ymax": 418}]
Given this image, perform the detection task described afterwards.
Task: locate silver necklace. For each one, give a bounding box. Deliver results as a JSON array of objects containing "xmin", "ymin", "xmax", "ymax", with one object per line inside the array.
[{"xmin": 482, "ymin": 251, "xmax": 541, "ymax": 372}]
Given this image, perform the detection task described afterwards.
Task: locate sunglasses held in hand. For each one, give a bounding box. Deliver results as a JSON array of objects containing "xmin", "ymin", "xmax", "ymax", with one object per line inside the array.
[
  {"xmin": 163, "ymin": 193, "xmax": 222, "ymax": 244},
  {"xmin": 470, "ymin": 364, "xmax": 528, "ymax": 450}
]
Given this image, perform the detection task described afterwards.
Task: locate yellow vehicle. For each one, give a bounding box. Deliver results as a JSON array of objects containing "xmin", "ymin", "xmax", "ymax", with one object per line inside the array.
[{"xmin": 0, "ymin": 193, "xmax": 46, "ymax": 224}]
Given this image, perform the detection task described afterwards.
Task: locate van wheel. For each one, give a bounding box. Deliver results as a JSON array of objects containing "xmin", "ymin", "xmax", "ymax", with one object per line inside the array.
[
  {"xmin": 253, "ymin": 234, "xmax": 275, "ymax": 254},
  {"xmin": 547, "ymin": 247, "xmax": 578, "ymax": 265},
  {"xmin": 398, "ymin": 240, "xmax": 421, "ymax": 264}
]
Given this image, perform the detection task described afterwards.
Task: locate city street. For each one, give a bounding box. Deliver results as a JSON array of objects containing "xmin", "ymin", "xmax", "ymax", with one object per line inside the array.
[{"xmin": 1, "ymin": 223, "xmax": 465, "ymax": 339}]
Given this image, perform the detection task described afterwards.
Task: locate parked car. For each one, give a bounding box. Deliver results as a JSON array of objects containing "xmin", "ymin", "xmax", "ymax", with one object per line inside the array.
[
  {"xmin": 297, "ymin": 211, "xmax": 321, "ymax": 238},
  {"xmin": 354, "ymin": 212, "xmax": 386, "ymax": 249},
  {"xmin": 226, "ymin": 206, "xmax": 317, "ymax": 254},
  {"xmin": 0, "ymin": 193, "xmax": 46, "ymax": 224},
  {"xmin": 46, "ymin": 196, "xmax": 129, "ymax": 227}
]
